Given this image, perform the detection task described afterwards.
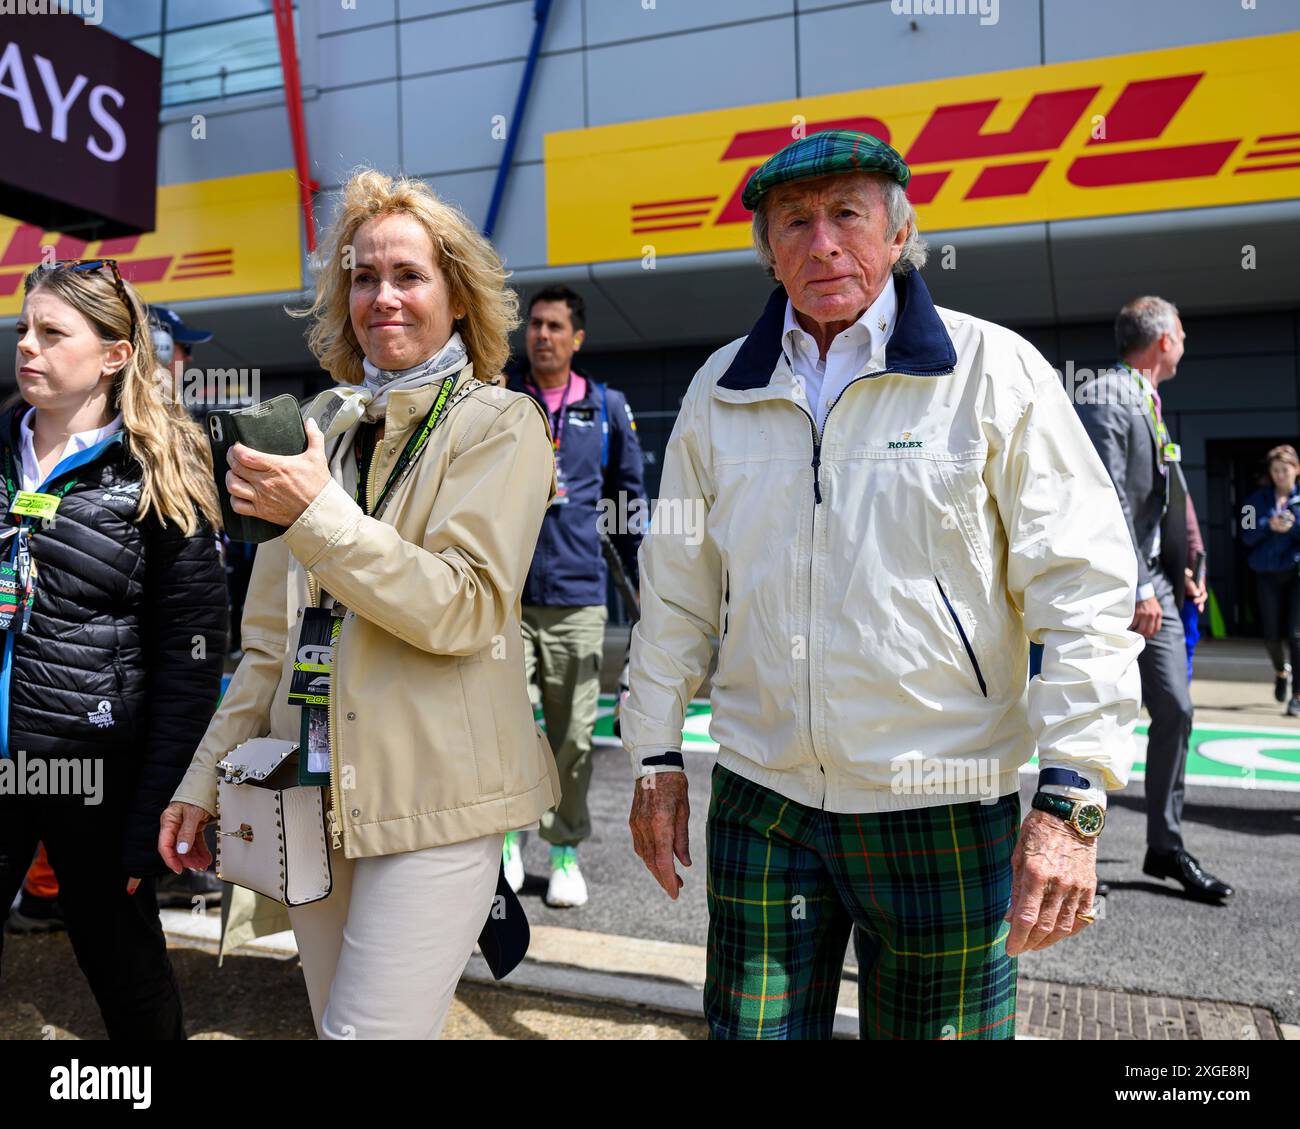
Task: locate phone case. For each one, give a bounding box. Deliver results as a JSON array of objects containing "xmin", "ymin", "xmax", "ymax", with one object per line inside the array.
[{"xmin": 208, "ymin": 395, "xmax": 309, "ymax": 543}]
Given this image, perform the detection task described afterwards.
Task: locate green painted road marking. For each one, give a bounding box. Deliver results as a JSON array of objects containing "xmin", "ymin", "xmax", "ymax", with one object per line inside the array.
[{"xmin": 589, "ymin": 697, "xmax": 1300, "ymax": 793}]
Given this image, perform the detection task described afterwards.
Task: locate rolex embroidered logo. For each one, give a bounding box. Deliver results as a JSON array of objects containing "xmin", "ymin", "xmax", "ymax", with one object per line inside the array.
[{"xmin": 888, "ymin": 431, "xmax": 923, "ymax": 450}]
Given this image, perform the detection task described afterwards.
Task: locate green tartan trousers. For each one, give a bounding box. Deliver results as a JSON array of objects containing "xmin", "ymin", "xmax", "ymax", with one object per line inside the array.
[{"xmin": 705, "ymin": 763, "xmax": 1020, "ymax": 1040}]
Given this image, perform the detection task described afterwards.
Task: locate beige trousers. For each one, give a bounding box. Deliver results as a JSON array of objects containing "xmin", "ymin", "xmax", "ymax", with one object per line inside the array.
[{"xmin": 286, "ymin": 832, "xmax": 504, "ymax": 1039}]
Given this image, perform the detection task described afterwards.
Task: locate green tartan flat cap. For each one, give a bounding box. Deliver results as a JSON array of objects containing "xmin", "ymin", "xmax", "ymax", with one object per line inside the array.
[{"xmin": 741, "ymin": 129, "xmax": 911, "ymax": 211}]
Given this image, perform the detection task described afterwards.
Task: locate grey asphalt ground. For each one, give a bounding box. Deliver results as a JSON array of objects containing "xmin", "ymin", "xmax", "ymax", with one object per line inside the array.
[{"xmin": 514, "ymin": 743, "xmax": 1300, "ymax": 1026}]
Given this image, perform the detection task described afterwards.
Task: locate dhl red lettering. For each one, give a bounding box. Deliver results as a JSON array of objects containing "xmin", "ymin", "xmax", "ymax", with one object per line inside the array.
[
  {"xmin": 721, "ymin": 116, "xmax": 891, "ymax": 161},
  {"xmin": 0, "ymin": 226, "xmax": 143, "ymax": 269},
  {"xmin": 0, "ymin": 228, "xmax": 87, "ymax": 269},
  {"xmin": 965, "ymin": 159, "xmax": 1048, "ymax": 199},
  {"xmin": 0, "ymin": 225, "xmax": 45, "ymax": 268},
  {"xmin": 906, "ymin": 170, "xmax": 950, "ymax": 205},
  {"xmin": 713, "ymin": 117, "xmax": 892, "ymax": 226},
  {"xmin": 98, "ymin": 235, "xmax": 144, "ymax": 255},
  {"xmin": 1067, "ymin": 141, "xmax": 1239, "ymax": 187},
  {"xmin": 1087, "ymin": 74, "xmax": 1202, "ymax": 146},
  {"xmin": 905, "ymin": 87, "xmax": 1100, "ymax": 164},
  {"xmin": 714, "ymin": 164, "xmax": 763, "ymax": 225},
  {"xmin": 120, "ymin": 257, "xmax": 173, "ymax": 283},
  {"xmin": 52, "ymin": 234, "xmax": 89, "ymax": 261}
]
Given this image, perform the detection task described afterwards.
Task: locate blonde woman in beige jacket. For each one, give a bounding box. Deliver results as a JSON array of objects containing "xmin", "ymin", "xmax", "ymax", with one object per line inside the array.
[{"xmin": 158, "ymin": 170, "xmax": 560, "ymax": 1039}]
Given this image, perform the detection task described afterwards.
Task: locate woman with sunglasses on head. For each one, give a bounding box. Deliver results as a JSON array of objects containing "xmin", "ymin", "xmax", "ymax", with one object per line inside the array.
[{"xmin": 0, "ymin": 260, "xmax": 227, "ymax": 1039}]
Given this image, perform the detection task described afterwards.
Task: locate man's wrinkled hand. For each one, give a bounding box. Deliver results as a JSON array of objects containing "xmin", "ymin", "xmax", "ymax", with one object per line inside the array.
[
  {"xmin": 629, "ymin": 771, "xmax": 691, "ymax": 899},
  {"xmin": 1004, "ymin": 808, "xmax": 1098, "ymax": 956}
]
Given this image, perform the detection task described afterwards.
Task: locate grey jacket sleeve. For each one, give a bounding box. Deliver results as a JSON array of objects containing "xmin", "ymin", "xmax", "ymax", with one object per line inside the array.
[{"xmin": 1075, "ymin": 379, "xmax": 1150, "ymax": 593}]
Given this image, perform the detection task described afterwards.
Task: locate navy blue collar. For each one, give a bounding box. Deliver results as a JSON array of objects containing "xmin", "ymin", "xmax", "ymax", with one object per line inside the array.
[{"xmin": 718, "ymin": 269, "xmax": 957, "ymax": 390}]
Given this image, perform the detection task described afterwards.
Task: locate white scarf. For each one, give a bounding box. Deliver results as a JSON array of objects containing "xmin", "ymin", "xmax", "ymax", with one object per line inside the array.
[
  {"xmin": 305, "ymin": 333, "xmax": 471, "ymax": 441},
  {"xmin": 304, "ymin": 334, "xmax": 472, "ymax": 509}
]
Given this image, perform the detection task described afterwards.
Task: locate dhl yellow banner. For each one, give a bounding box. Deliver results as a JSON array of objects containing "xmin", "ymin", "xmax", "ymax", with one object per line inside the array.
[
  {"xmin": 545, "ymin": 31, "xmax": 1300, "ymax": 266},
  {"xmin": 0, "ymin": 170, "xmax": 303, "ymax": 316}
]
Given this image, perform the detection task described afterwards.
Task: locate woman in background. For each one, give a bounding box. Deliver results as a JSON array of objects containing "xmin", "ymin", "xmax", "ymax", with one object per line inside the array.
[{"xmin": 1240, "ymin": 444, "xmax": 1300, "ymax": 715}]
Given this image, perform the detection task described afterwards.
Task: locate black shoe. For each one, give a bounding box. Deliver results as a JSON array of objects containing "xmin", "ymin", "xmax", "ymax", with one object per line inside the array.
[
  {"xmin": 1143, "ymin": 848, "xmax": 1233, "ymax": 903},
  {"xmin": 1095, "ymin": 880, "xmax": 1110, "ymax": 897},
  {"xmin": 1276, "ymin": 669, "xmax": 1291, "ymax": 703},
  {"xmin": 154, "ymin": 868, "xmax": 224, "ymax": 910},
  {"xmin": 5, "ymin": 890, "xmax": 65, "ymax": 934},
  {"xmin": 1287, "ymin": 698, "xmax": 1300, "ymax": 718}
]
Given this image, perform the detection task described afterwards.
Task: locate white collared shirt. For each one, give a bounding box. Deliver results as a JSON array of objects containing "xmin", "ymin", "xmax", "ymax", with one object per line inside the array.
[
  {"xmin": 781, "ymin": 279, "xmax": 898, "ymax": 433},
  {"xmin": 19, "ymin": 410, "xmax": 124, "ymax": 493}
]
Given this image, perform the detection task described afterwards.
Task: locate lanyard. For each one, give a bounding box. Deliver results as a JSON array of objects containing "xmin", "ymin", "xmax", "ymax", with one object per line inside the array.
[
  {"xmin": 1120, "ymin": 363, "xmax": 1172, "ymax": 463},
  {"xmin": 529, "ymin": 372, "xmax": 573, "ymax": 454},
  {"xmin": 2, "ymin": 448, "xmax": 78, "ymax": 528},
  {"xmin": 312, "ymin": 374, "xmax": 459, "ymax": 610},
  {"xmin": 352, "ymin": 373, "xmax": 458, "ymax": 518}
]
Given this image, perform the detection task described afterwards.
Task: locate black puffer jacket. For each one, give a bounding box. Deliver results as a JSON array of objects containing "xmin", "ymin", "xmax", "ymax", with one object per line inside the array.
[{"xmin": 0, "ymin": 406, "xmax": 227, "ymax": 875}]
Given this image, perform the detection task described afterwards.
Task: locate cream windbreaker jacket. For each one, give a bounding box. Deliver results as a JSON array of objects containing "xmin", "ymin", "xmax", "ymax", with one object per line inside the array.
[
  {"xmin": 172, "ymin": 375, "xmax": 561, "ymax": 857},
  {"xmin": 623, "ymin": 270, "xmax": 1143, "ymax": 813}
]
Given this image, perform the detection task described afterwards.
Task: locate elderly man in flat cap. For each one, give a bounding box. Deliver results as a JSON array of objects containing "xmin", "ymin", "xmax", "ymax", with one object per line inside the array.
[{"xmin": 622, "ymin": 130, "xmax": 1143, "ymax": 1040}]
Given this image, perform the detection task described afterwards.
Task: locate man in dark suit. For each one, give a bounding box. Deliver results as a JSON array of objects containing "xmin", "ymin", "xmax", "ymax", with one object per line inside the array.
[{"xmin": 1075, "ymin": 296, "xmax": 1232, "ymax": 903}]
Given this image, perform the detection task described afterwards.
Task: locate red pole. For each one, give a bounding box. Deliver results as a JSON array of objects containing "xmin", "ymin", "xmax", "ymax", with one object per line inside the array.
[{"xmin": 273, "ymin": 0, "xmax": 319, "ymax": 252}]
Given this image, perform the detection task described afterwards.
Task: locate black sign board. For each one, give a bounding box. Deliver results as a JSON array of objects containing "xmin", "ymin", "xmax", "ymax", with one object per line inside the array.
[{"xmin": 0, "ymin": 10, "xmax": 161, "ymax": 238}]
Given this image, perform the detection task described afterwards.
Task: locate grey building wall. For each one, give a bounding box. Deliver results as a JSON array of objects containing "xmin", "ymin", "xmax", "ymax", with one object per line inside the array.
[
  {"xmin": 15, "ymin": 1, "xmax": 1300, "ymax": 629},
  {"xmin": 138, "ymin": 0, "xmax": 1300, "ymax": 277}
]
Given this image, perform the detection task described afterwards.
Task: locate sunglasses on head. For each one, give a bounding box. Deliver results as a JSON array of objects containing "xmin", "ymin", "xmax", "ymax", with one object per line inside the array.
[{"xmin": 31, "ymin": 258, "xmax": 138, "ymax": 344}]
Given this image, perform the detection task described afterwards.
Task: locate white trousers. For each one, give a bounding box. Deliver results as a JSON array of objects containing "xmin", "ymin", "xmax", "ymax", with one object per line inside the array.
[{"xmin": 286, "ymin": 832, "xmax": 504, "ymax": 1039}]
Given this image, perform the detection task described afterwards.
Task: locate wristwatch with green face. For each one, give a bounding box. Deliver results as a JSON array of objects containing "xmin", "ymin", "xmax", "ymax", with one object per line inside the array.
[{"xmin": 1031, "ymin": 792, "xmax": 1105, "ymax": 839}]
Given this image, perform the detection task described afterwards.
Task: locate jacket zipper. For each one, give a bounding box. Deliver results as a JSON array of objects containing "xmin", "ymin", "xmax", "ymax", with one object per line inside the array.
[
  {"xmin": 112, "ymin": 644, "xmax": 138, "ymax": 730},
  {"xmin": 794, "ymin": 358, "xmax": 958, "ymax": 504},
  {"xmin": 789, "ymin": 363, "xmax": 955, "ymax": 797},
  {"xmin": 365, "ymin": 425, "xmax": 384, "ymax": 517},
  {"xmin": 790, "ymin": 398, "xmax": 827, "ymax": 795},
  {"xmin": 327, "ymin": 641, "xmax": 343, "ymax": 849},
  {"xmin": 934, "ymin": 576, "xmax": 988, "ymax": 697},
  {"xmin": 324, "ymin": 430, "xmax": 384, "ymax": 851}
]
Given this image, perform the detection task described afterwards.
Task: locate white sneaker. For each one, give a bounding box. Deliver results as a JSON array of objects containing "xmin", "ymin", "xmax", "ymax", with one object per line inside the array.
[
  {"xmin": 502, "ymin": 831, "xmax": 524, "ymax": 894},
  {"xmin": 545, "ymin": 846, "xmax": 588, "ymax": 908}
]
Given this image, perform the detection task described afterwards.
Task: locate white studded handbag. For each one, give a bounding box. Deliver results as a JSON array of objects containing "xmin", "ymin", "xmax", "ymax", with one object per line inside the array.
[{"xmin": 214, "ymin": 738, "xmax": 332, "ymax": 907}]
